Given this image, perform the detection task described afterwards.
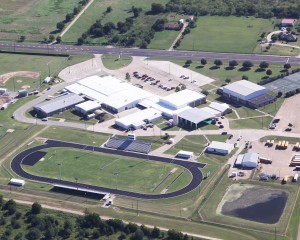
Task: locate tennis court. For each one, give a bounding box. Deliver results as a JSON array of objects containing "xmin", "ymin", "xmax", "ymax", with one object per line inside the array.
[{"xmin": 264, "ymin": 72, "xmax": 300, "ymax": 94}]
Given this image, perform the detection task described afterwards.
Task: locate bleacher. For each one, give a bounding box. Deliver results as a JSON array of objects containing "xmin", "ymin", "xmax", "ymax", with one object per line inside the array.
[{"xmin": 105, "ymin": 137, "xmax": 152, "ymax": 154}]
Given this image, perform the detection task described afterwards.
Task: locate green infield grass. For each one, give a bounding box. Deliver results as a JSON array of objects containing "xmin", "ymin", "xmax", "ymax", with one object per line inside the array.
[
  {"xmin": 0, "ymin": 0, "xmax": 80, "ymax": 41},
  {"xmin": 0, "ymin": 53, "xmax": 92, "ymax": 91},
  {"xmin": 101, "ymin": 54, "xmax": 133, "ymax": 70},
  {"xmin": 23, "ymin": 147, "xmax": 193, "ymax": 194},
  {"xmin": 177, "ymin": 16, "xmax": 277, "ymax": 53}
]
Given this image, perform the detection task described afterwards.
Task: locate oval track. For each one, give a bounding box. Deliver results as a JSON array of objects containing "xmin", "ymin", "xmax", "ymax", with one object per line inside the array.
[{"xmin": 11, "ymin": 140, "xmax": 205, "ymax": 199}]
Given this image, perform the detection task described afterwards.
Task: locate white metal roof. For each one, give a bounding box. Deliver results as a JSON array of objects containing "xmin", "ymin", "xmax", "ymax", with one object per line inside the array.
[
  {"xmin": 209, "ymin": 102, "xmax": 230, "ymax": 113},
  {"xmin": 178, "ymin": 108, "xmax": 214, "ymax": 124},
  {"xmin": 236, "ymin": 153, "xmax": 259, "ymax": 165},
  {"xmin": 177, "ymin": 150, "xmax": 193, "ymax": 156},
  {"xmin": 208, "ymin": 141, "xmax": 234, "ymax": 152},
  {"xmin": 10, "ymin": 178, "xmax": 25, "ymax": 185},
  {"xmin": 75, "ymin": 100, "xmax": 101, "ymax": 111},
  {"xmin": 223, "ymin": 80, "xmax": 266, "ymax": 97},
  {"xmin": 34, "ymin": 94, "xmax": 85, "ymax": 114},
  {"xmin": 201, "ymin": 107, "xmax": 220, "ymax": 117},
  {"xmin": 115, "ymin": 108, "xmax": 162, "ymax": 127},
  {"xmin": 160, "ymin": 89, "xmax": 205, "ymax": 109}
]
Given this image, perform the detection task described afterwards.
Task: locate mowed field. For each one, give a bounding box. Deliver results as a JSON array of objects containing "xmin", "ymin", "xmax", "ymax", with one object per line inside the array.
[
  {"xmin": 23, "ymin": 148, "xmax": 193, "ymax": 194},
  {"xmin": 0, "ymin": 53, "xmax": 91, "ymax": 91},
  {"xmin": 177, "ymin": 16, "xmax": 278, "ymax": 53},
  {"xmin": 0, "ymin": 0, "xmax": 79, "ymax": 41},
  {"xmin": 62, "ymin": 0, "xmax": 169, "ymax": 43}
]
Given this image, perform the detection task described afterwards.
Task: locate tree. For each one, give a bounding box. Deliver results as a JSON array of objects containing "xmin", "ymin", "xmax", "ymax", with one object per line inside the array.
[
  {"xmin": 225, "ymin": 78, "xmax": 231, "ymax": 83},
  {"xmin": 65, "ymin": 13, "xmax": 73, "ymax": 22},
  {"xmin": 56, "ymin": 22, "xmax": 65, "ymax": 31},
  {"xmin": 125, "ymin": 72, "xmax": 131, "ymax": 81},
  {"xmin": 271, "ymin": 34, "xmax": 278, "ymax": 42},
  {"xmin": 131, "ymin": 229, "xmax": 144, "ymax": 240},
  {"xmin": 140, "ymin": 225, "xmax": 151, "ymax": 237},
  {"xmin": 167, "ymin": 229, "xmax": 183, "ymax": 240},
  {"xmin": 284, "ymin": 63, "xmax": 291, "ymax": 70},
  {"xmin": 56, "ymin": 36, "xmax": 62, "ymax": 43},
  {"xmin": 106, "ymin": 6, "xmax": 112, "ymax": 13},
  {"xmin": 19, "ymin": 36, "xmax": 26, "ymax": 42},
  {"xmin": 214, "ymin": 59, "xmax": 222, "ymax": 67},
  {"xmin": 152, "ymin": 19, "xmax": 167, "ymax": 32},
  {"xmin": 259, "ymin": 61, "xmax": 269, "ymax": 69},
  {"xmin": 3, "ymin": 199, "xmax": 16, "ymax": 215},
  {"xmin": 229, "ymin": 60, "xmax": 238, "ymax": 68},
  {"xmin": 151, "ymin": 226, "xmax": 161, "ymax": 238},
  {"xmin": 242, "ymin": 75, "xmax": 249, "ymax": 80},
  {"xmin": 277, "ymin": 91, "xmax": 283, "ymax": 98},
  {"xmin": 77, "ymin": 37, "xmax": 84, "ymax": 45},
  {"xmin": 185, "ymin": 59, "xmax": 192, "ymax": 65},
  {"xmin": 200, "ymin": 58, "xmax": 207, "ymax": 65},
  {"xmin": 242, "ymin": 60, "xmax": 253, "ymax": 69},
  {"xmin": 48, "ymin": 35, "xmax": 55, "ymax": 43},
  {"xmin": 31, "ymin": 202, "xmax": 42, "ymax": 215},
  {"xmin": 201, "ymin": 90, "xmax": 209, "ymax": 96},
  {"xmin": 266, "ymin": 69, "xmax": 272, "ymax": 75},
  {"xmin": 151, "ymin": 3, "xmax": 164, "ymax": 14},
  {"xmin": 0, "ymin": 196, "xmax": 3, "ymax": 207},
  {"xmin": 26, "ymin": 228, "xmax": 41, "ymax": 240}
]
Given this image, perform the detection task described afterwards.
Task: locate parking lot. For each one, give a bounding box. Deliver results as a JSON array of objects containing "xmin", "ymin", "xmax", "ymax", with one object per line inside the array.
[
  {"xmin": 273, "ymin": 95, "xmax": 300, "ymax": 133},
  {"xmin": 110, "ymin": 57, "xmax": 215, "ymax": 97},
  {"xmin": 249, "ymin": 140, "xmax": 296, "ymax": 178}
]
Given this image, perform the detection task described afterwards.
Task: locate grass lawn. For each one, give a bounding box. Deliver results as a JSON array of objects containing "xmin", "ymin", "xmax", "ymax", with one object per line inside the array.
[
  {"xmin": 177, "ymin": 16, "xmax": 277, "ymax": 53},
  {"xmin": 38, "ymin": 126, "xmax": 111, "ymax": 145},
  {"xmin": 101, "ymin": 54, "xmax": 132, "ymax": 70},
  {"xmin": 0, "ymin": 0, "xmax": 79, "ymax": 41},
  {"xmin": 165, "ymin": 135, "xmax": 208, "ymax": 156},
  {"xmin": 148, "ymin": 30, "xmax": 180, "ymax": 50},
  {"xmin": 254, "ymin": 44, "xmax": 300, "ymax": 56},
  {"xmin": 23, "ymin": 147, "xmax": 192, "ymax": 194},
  {"xmin": 229, "ymin": 116, "xmax": 273, "ymax": 129},
  {"xmin": 227, "ymin": 106, "xmax": 264, "ymax": 119},
  {"xmin": 62, "ymin": 0, "xmax": 169, "ymax": 43},
  {"xmin": 0, "ymin": 53, "xmax": 92, "ymax": 91}
]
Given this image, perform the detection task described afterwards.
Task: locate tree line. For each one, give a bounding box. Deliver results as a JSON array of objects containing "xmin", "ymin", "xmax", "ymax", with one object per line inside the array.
[{"xmin": 0, "ymin": 196, "xmax": 196, "ymax": 240}]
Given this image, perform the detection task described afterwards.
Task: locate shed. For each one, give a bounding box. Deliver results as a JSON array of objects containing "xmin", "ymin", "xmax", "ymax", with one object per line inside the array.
[
  {"xmin": 281, "ymin": 18, "xmax": 297, "ymax": 27},
  {"xmin": 206, "ymin": 141, "xmax": 234, "ymax": 155},
  {"xmin": 209, "ymin": 102, "xmax": 231, "ymax": 115},
  {"xmin": 44, "ymin": 77, "xmax": 51, "ymax": 83},
  {"xmin": 9, "ymin": 178, "xmax": 25, "ymax": 186},
  {"xmin": 176, "ymin": 150, "xmax": 193, "ymax": 159}
]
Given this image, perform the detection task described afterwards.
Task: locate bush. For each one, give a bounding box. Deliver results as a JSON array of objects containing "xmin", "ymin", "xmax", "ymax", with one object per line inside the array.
[
  {"xmin": 214, "ymin": 59, "xmax": 222, "ymax": 67},
  {"xmin": 200, "ymin": 58, "xmax": 207, "ymax": 65},
  {"xmin": 259, "ymin": 61, "xmax": 269, "ymax": 69},
  {"xmin": 31, "ymin": 202, "xmax": 42, "ymax": 215},
  {"xmin": 242, "ymin": 60, "xmax": 253, "ymax": 68},
  {"xmin": 229, "ymin": 60, "xmax": 238, "ymax": 68},
  {"xmin": 266, "ymin": 69, "xmax": 272, "ymax": 75}
]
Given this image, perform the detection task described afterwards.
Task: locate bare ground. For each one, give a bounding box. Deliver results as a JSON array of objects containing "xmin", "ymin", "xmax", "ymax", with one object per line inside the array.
[{"xmin": 0, "ymin": 71, "xmax": 40, "ymax": 86}]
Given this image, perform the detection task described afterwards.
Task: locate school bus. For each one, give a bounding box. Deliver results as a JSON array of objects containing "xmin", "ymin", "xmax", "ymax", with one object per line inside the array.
[
  {"xmin": 284, "ymin": 141, "xmax": 289, "ymax": 149},
  {"xmin": 259, "ymin": 157, "xmax": 272, "ymax": 164}
]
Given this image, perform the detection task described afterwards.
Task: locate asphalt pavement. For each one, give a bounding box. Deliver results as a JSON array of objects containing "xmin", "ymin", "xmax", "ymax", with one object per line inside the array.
[
  {"xmin": 11, "ymin": 139, "xmax": 205, "ymax": 199},
  {"xmin": 0, "ymin": 41, "xmax": 299, "ymax": 64}
]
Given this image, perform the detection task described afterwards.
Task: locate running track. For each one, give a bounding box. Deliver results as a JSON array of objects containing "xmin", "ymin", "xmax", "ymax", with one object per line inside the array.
[{"xmin": 11, "ymin": 140, "xmax": 205, "ymax": 199}]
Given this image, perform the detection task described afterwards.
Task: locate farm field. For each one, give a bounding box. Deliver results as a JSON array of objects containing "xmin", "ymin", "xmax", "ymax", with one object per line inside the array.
[
  {"xmin": 0, "ymin": 53, "xmax": 91, "ymax": 91},
  {"xmin": 62, "ymin": 0, "xmax": 169, "ymax": 44},
  {"xmin": 177, "ymin": 16, "xmax": 277, "ymax": 53},
  {"xmin": 0, "ymin": 0, "xmax": 80, "ymax": 41},
  {"xmin": 23, "ymin": 148, "xmax": 193, "ymax": 194}
]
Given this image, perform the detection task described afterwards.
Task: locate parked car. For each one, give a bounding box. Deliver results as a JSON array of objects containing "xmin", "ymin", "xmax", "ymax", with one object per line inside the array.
[
  {"xmin": 269, "ymin": 123, "xmax": 276, "ymax": 129},
  {"xmin": 42, "ymin": 118, "xmax": 48, "ymax": 121}
]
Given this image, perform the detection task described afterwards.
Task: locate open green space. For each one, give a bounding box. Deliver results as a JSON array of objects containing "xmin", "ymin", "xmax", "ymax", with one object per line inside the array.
[
  {"xmin": 62, "ymin": 0, "xmax": 169, "ymax": 44},
  {"xmin": 177, "ymin": 16, "xmax": 277, "ymax": 53},
  {"xmin": 23, "ymin": 147, "xmax": 193, "ymax": 194},
  {"xmin": 165, "ymin": 135, "xmax": 208, "ymax": 156},
  {"xmin": 0, "ymin": 0, "xmax": 80, "ymax": 41},
  {"xmin": 38, "ymin": 127, "xmax": 111, "ymax": 145},
  {"xmin": 148, "ymin": 30, "xmax": 179, "ymax": 50},
  {"xmin": 0, "ymin": 53, "xmax": 92, "ymax": 91},
  {"xmin": 229, "ymin": 116, "xmax": 273, "ymax": 129},
  {"xmin": 101, "ymin": 54, "xmax": 133, "ymax": 70},
  {"xmin": 254, "ymin": 44, "xmax": 300, "ymax": 56}
]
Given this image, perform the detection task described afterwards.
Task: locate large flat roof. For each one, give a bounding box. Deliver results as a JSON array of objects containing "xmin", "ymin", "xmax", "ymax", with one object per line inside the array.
[
  {"xmin": 160, "ymin": 89, "xmax": 205, "ymax": 109},
  {"xmin": 34, "ymin": 94, "xmax": 84, "ymax": 114},
  {"xmin": 223, "ymin": 80, "xmax": 265, "ymax": 97},
  {"xmin": 75, "ymin": 100, "xmax": 101, "ymax": 111},
  {"xmin": 178, "ymin": 108, "xmax": 214, "ymax": 124}
]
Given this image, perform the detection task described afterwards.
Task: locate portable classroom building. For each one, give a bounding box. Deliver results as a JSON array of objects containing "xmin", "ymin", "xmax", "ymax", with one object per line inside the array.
[
  {"xmin": 9, "ymin": 178, "xmax": 25, "ymax": 186},
  {"xmin": 176, "ymin": 150, "xmax": 193, "ymax": 159}
]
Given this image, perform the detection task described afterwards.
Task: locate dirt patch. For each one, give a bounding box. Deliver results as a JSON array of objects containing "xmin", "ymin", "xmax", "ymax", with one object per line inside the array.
[
  {"xmin": 16, "ymin": 80, "xmax": 23, "ymax": 83},
  {"xmin": 219, "ymin": 184, "xmax": 288, "ymax": 224},
  {"xmin": 21, "ymin": 85, "xmax": 31, "ymax": 90},
  {"xmin": 0, "ymin": 71, "xmax": 40, "ymax": 86}
]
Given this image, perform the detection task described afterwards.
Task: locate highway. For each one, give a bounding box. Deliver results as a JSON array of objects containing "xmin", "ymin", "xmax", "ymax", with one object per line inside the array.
[
  {"xmin": 0, "ymin": 41, "xmax": 299, "ymax": 64},
  {"xmin": 11, "ymin": 139, "xmax": 205, "ymax": 199}
]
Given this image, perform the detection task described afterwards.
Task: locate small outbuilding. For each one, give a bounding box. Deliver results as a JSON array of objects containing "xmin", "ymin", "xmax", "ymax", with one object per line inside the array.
[
  {"xmin": 235, "ymin": 153, "xmax": 259, "ymax": 168},
  {"xmin": 281, "ymin": 18, "xmax": 297, "ymax": 27},
  {"xmin": 206, "ymin": 141, "xmax": 234, "ymax": 155},
  {"xmin": 176, "ymin": 150, "xmax": 193, "ymax": 159},
  {"xmin": 43, "ymin": 77, "xmax": 51, "ymax": 83},
  {"xmin": 208, "ymin": 102, "xmax": 232, "ymax": 115},
  {"xmin": 9, "ymin": 178, "xmax": 25, "ymax": 186}
]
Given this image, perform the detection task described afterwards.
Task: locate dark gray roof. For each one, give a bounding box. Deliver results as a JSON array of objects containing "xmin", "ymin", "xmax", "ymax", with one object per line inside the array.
[
  {"xmin": 34, "ymin": 93, "xmax": 84, "ymax": 114},
  {"xmin": 178, "ymin": 108, "xmax": 214, "ymax": 124}
]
